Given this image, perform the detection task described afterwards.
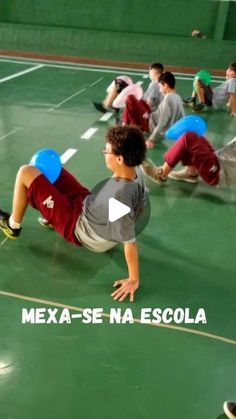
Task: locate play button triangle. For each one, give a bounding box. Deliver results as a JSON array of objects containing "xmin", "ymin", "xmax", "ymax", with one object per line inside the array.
[{"xmin": 108, "ymin": 198, "xmax": 131, "ymax": 223}]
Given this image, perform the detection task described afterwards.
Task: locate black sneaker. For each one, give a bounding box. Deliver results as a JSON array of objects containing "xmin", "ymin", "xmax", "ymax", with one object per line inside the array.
[
  {"xmin": 37, "ymin": 217, "xmax": 53, "ymax": 229},
  {"xmin": 183, "ymin": 97, "xmax": 196, "ymax": 107},
  {"xmin": 0, "ymin": 210, "xmax": 21, "ymax": 239},
  {"xmin": 92, "ymin": 102, "xmax": 107, "ymax": 113},
  {"xmin": 112, "ymin": 106, "xmax": 120, "ymax": 113},
  {"xmin": 224, "ymin": 401, "xmax": 236, "ymax": 419},
  {"xmin": 193, "ymin": 103, "xmax": 207, "ymax": 112},
  {"xmin": 112, "ymin": 107, "xmax": 122, "ymax": 125}
]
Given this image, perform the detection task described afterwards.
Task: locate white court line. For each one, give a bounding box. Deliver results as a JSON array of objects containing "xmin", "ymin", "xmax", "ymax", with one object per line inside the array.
[
  {"xmin": 0, "ymin": 128, "xmax": 21, "ymax": 143},
  {"xmin": 89, "ymin": 77, "xmax": 104, "ymax": 87},
  {"xmin": 147, "ymin": 157, "xmax": 156, "ymax": 166},
  {"xmin": 0, "ymin": 289, "xmax": 236, "ymax": 346},
  {"xmin": 47, "ymin": 86, "xmax": 87, "ymax": 112},
  {"xmin": 0, "ymin": 237, "xmax": 8, "ymax": 247},
  {"xmin": 81, "ymin": 127, "xmax": 98, "ymax": 140},
  {"xmin": 99, "ymin": 112, "xmax": 113, "ymax": 121},
  {"xmin": 0, "ymin": 56, "xmax": 148, "ymax": 74},
  {"xmin": 60, "ymin": 148, "xmax": 77, "ymax": 164},
  {"xmin": 0, "ymin": 64, "xmax": 44, "ymax": 83},
  {"xmin": 0, "ymin": 57, "xmax": 225, "ymax": 82}
]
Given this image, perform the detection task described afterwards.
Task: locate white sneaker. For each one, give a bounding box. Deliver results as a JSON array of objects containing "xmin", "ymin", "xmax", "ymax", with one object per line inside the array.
[
  {"xmin": 168, "ymin": 169, "xmax": 199, "ymax": 183},
  {"xmin": 37, "ymin": 217, "xmax": 54, "ymax": 229}
]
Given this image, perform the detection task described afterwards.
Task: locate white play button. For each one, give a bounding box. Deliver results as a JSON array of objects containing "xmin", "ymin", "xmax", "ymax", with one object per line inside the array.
[{"xmin": 108, "ymin": 198, "xmax": 131, "ymax": 223}]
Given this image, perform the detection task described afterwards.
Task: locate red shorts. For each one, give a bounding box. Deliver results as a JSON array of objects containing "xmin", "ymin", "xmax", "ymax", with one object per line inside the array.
[{"xmin": 28, "ymin": 168, "xmax": 90, "ymax": 246}]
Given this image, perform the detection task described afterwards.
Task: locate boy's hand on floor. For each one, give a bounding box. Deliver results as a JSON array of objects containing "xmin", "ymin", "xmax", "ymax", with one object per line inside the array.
[{"xmin": 111, "ymin": 279, "xmax": 139, "ymax": 302}]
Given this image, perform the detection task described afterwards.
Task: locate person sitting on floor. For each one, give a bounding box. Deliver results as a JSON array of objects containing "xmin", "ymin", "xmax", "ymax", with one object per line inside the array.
[
  {"xmin": 183, "ymin": 62, "xmax": 236, "ymax": 115},
  {"xmin": 119, "ymin": 62, "xmax": 164, "ymax": 129},
  {"xmin": 0, "ymin": 126, "xmax": 147, "ymax": 303},
  {"xmin": 142, "ymin": 62, "xmax": 164, "ymax": 112},
  {"xmin": 123, "ymin": 72, "xmax": 185, "ymax": 149},
  {"xmin": 141, "ymin": 131, "xmax": 236, "ymax": 188},
  {"xmin": 92, "ymin": 75, "xmax": 133, "ymax": 121}
]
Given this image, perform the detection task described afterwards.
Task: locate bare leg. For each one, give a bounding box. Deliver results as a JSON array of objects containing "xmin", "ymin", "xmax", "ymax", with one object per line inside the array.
[
  {"xmin": 160, "ymin": 162, "xmax": 173, "ymax": 177},
  {"xmin": 194, "ymin": 80, "xmax": 205, "ymax": 103},
  {"xmin": 11, "ymin": 165, "xmax": 41, "ymax": 223},
  {"xmin": 103, "ymin": 86, "xmax": 119, "ymax": 109},
  {"xmin": 229, "ymin": 93, "xmax": 236, "ymax": 116}
]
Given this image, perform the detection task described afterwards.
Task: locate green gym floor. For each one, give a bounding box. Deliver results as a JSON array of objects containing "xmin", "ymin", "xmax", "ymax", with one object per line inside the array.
[{"xmin": 0, "ymin": 56, "xmax": 236, "ymax": 419}]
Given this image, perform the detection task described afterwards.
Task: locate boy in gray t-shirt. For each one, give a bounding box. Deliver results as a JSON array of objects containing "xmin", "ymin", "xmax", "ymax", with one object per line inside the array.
[
  {"xmin": 112, "ymin": 63, "xmax": 164, "ymax": 127},
  {"xmin": 213, "ymin": 77, "xmax": 236, "ymax": 112},
  {"xmin": 0, "ymin": 126, "xmax": 147, "ymax": 303},
  {"xmin": 146, "ymin": 72, "xmax": 185, "ymax": 149},
  {"xmin": 75, "ymin": 166, "xmax": 145, "ymax": 253},
  {"xmin": 143, "ymin": 62, "xmax": 164, "ymax": 111},
  {"xmin": 185, "ymin": 62, "xmax": 236, "ymax": 115}
]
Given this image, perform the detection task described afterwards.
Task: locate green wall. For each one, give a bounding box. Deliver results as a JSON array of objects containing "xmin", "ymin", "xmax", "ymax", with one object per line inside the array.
[
  {"xmin": 0, "ymin": 0, "xmax": 235, "ymax": 69},
  {"xmin": 224, "ymin": 1, "xmax": 236, "ymax": 40},
  {"xmin": 0, "ymin": 0, "xmax": 219, "ymax": 37}
]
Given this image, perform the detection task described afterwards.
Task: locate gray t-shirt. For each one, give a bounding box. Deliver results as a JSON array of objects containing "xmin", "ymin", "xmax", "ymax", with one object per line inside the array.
[
  {"xmin": 74, "ymin": 167, "xmax": 146, "ymax": 252},
  {"xmin": 144, "ymin": 81, "xmax": 163, "ymax": 111},
  {"xmin": 148, "ymin": 92, "xmax": 185, "ymax": 140},
  {"xmin": 216, "ymin": 137, "xmax": 236, "ymax": 188},
  {"xmin": 213, "ymin": 78, "xmax": 236, "ymax": 109}
]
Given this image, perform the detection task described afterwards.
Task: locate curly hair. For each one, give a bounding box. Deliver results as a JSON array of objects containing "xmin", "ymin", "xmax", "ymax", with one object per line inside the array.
[{"xmin": 106, "ymin": 125, "xmax": 146, "ymax": 167}]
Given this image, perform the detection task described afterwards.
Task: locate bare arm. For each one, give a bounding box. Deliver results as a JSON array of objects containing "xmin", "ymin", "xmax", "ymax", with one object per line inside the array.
[
  {"xmin": 111, "ymin": 242, "xmax": 139, "ymax": 302},
  {"xmin": 229, "ymin": 93, "xmax": 236, "ymax": 116}
]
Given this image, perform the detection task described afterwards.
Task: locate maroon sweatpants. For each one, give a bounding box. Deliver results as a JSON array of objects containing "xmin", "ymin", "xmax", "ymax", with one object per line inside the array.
[
  {"xmin": 122, "ymin": 94, "xmax": 151, "ymax": 132},
  {"xmin": 164, "ymin": 132, "xmax": 220, "ymax": 185}
]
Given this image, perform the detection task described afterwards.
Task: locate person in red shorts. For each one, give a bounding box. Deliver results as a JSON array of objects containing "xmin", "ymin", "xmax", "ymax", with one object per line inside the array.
[
  {"xmin": 122, "ymin": 62, "xmax": 164, "ymax": 131},
  {"xmin": 123, "ymin": 72, "xmax": 184, "ymax": 149},
  {"xmin": 141, "ymin": 131, "xmax": 236, "ymax": 188},
  {"xmin": 0, "ymin": 126, "xmax": 147, "ymax": 302}
]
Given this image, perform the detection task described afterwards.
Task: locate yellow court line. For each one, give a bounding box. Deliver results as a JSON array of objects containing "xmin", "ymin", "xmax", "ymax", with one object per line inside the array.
[{"xmin": 0, "ymin": 290, "xmax": 236, "ymax": 346}]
